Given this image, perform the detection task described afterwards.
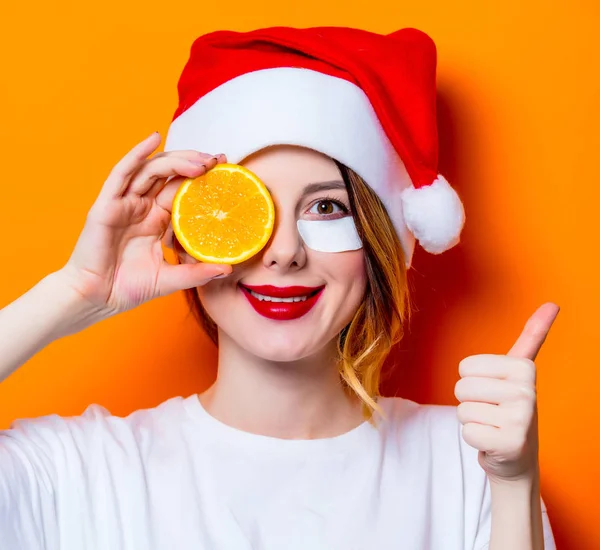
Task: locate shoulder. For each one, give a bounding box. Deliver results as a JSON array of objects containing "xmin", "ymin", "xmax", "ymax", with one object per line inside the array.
[
  {"xmin": 376, "ymin": 395, "xmax": 461, "ymax": 436},
  {"xmin": 1, "ymin": 395, "xmax": 198, "ymax": 471},
  {"xmin": 376, "ymin": 397, "xmax": 492, "ymax": 536},
  {"xmin": 376, "ymin": 395, "xmax": 471, "ymax": 449},
  {"xmin": 0, "ymin": 396, "xmax": 199, "ymax": 545},
  {"xmin": 375, "ymin": 396, "xmax": 482, "ymax": 473},
  {"xmin": 6, "ymin": 394, "xmax": 193, "ymax": 433}
]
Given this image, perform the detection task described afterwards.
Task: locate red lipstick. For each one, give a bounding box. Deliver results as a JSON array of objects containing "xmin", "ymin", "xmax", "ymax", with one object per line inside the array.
[{"xmin": 239, "ymin": 284, "xmax": 325, "ymax": 321}]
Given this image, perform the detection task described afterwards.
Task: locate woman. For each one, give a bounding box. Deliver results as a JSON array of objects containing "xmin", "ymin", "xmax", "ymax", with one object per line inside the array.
[{"xmin": 0, "ymin": 26, "xmax": 558, "ymax": 549}]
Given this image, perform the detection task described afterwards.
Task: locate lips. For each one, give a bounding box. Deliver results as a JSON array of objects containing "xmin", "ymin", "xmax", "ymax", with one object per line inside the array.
[{"xmin": 239, "ymin": 284, "xmax": 325, "ymax": 321}]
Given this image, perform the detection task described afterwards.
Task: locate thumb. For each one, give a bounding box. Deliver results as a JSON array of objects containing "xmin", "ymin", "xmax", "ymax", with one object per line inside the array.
[
  {"xmin": 507, "ymin": 302, "xmax": 560, "ymax": 361},
  {"xmin": 157, "ymin": 262, "xmax": 232, "ymax": 296}
]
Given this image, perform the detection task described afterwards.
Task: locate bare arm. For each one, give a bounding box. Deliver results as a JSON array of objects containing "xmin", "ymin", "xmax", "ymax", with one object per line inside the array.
[
  {"xmin": 0, "ymin": 271, "xmax": 100, "ymax": 383},
  {"xmin": 488, "ymin": 469, "xmax": 546, "ymax": 550},
  {"xmin": 0, "ymin": 133, "xmax": 231, "ymax": 385}
]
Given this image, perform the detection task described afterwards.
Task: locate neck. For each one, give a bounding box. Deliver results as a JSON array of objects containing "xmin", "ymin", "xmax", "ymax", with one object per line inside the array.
[{"xmin": 199, "ymin": 330, "xmax": 365, "ymax": 440}]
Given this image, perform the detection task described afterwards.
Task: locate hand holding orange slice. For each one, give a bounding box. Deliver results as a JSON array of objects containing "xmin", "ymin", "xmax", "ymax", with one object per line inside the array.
[{"xmin": 171, "ymin": 163, "xmax": 275, "ymax": 264}]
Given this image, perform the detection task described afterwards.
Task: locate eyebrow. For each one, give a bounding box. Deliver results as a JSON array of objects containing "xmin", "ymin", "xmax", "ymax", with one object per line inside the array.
[{"xmin": 301, "ymin": 180, "xmax": 347, "ymax": 197}]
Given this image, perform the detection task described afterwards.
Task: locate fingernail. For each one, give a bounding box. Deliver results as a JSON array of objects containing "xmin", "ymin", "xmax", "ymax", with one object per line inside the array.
[
  {"xmin": 210, "ymin": 268, "xmax": 231, "ymax": 279},
  {"xmin": 190, "ymin": 161, "xmax": 207, "ymax": 169}
]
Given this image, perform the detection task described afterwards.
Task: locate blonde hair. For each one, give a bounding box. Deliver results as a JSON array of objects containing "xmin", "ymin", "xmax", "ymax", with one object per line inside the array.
[{"xmin": 174, "ymin": 162, "xmax": 412, "ymax": 421}]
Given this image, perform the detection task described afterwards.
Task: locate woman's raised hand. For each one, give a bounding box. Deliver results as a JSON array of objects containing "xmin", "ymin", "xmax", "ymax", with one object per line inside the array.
[{"xmin": 58, "ymin": 132, "xmax": 232, "ymax": 318}]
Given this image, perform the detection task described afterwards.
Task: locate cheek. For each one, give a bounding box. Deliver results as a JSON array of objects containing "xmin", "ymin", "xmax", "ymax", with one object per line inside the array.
[
  {"xmin": 343, "ymin": 250, "xmax": 367, "ymax": 282},
  {"xmin": 196, "ymin": 278, "xmax": 234, "ymax": 310},
  {"xmin": 323, "ymin": 250, "xmax": 368, "ymax": 301},
  {"xmin": 322, "ymin": 252, "xmax": 368, "ymax": 334},
  {"xmin": 193, "ymin": 283, "xmax": 233, "ymax": 334}
]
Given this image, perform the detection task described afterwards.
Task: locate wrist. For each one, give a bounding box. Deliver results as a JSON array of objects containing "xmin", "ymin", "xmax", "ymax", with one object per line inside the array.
[
  {"xmin": 488, "ymin": 463, "xmax": 540, "ymax": 491},
  {"xmin": 489, "ymin": 471, "xmax": 537, "ymax": 501},
  {"xmin": 40, "ymin": 271, "xmax": 107, "ymax": 340}
]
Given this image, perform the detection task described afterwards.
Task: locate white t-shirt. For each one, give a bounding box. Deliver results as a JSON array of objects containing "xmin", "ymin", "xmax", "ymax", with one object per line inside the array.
[{"xmin": 0, "ymin": 395, "xmax": 556, "ymax": 550}]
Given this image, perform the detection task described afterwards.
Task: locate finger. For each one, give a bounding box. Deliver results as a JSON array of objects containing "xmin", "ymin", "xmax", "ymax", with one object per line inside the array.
[
  {"xmin": 142, "ymin": 151, "xmax": 225, "ymax": 197},
  {"xmin": 152, "ymin": 150, "xmax": 223, "ymax": 163},
  {"xmin": 130, "ymin": 150, "xmax": 229, "ymax": 197},
  {"xmin": 459, "ymin": 354, "xmax": 536, "ymax": 384},
  {"xmin": 157, "ymin": 262, "xmax": 233, "ymax": 296},
  {"xmin": 457, "ymin": 401, "xmax": 502, "ymax": 428},
  {"xmin": 454, "ymin": 377, "xmax": 535, "ymax": 405},
  {"xmin": 507, "ymin": 303, "xmax": 560, "ymax": 361},
  {"xmin": 461, "ymin": 423, "xmax": 501, "ymax": 453},
  {"xmin": 161, "ymin": 223, "xmax": 175, "ymax": 250},
  {"xmin": 100, "ymin": 132, "xmax": 162, "ymax": 200},
  {"xmin": 146, "ymin": 174, "xmax": 182, "ymax": 202},
  {"xmin": 155, "ymin": 175, "xmax": 189, "ymax": 212},
  {"xmin": 126, "ymin": 156, "xmax": 214, "ymax": 197}
]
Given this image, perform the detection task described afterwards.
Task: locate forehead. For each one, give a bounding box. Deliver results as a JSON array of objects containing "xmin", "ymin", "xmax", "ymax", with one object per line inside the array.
[{"xmin": 240, "ymin": 145, "xmax": 343, "ymax": 195}]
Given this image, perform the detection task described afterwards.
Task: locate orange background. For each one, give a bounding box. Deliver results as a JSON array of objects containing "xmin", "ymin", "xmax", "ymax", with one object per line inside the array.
[{"xmin": 0, "ymin": 1, "xmax": 597, "ymax": 548}]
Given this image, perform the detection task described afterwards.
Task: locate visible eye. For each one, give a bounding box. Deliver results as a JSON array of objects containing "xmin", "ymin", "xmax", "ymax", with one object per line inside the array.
[{"xmin": 307, "ymin": 198, "xmax": 350, "ymax": 219}]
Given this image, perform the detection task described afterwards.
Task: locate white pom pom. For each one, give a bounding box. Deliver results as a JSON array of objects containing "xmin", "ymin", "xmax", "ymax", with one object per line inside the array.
[{"xmin": 400, "ymin": 174, "xmax": 466, "ymax": 254}]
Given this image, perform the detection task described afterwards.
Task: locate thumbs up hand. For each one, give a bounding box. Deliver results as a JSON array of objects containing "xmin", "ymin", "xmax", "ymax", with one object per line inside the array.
[{"xmin": 454, "ymin": 303, "xmax": 560, "ymax": 483}]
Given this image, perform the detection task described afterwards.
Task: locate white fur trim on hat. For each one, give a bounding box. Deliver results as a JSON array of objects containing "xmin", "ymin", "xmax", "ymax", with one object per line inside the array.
[
  {"xmin": 166, "ymin": 67, "xmax": 464, "ymax": 267},
  {"xmin": 400, "ymin": 174, "xmax": 465, "ymax": 254}
]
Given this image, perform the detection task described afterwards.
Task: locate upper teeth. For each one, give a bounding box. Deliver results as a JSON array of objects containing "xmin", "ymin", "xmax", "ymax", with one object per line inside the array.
[{"xmin": 249, "ymin": 290, "xmax": 309, "ymax": 302}]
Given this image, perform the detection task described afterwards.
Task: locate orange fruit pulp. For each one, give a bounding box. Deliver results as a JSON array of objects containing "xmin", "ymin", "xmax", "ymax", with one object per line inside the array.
[{"xmin": 171, "ymin": 163, "xmax": 275, "ymax": 264}]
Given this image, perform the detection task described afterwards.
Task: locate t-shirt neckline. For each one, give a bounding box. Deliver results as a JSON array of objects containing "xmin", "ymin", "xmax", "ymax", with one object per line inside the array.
[{"xmin": 183, "ymin": 394, "xmax": 377, "ymax": 457}]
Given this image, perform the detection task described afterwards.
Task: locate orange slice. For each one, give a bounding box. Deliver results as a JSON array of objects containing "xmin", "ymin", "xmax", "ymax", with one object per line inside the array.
[{"xmin": 171, "ymin": 163, "xmax": 275, "ymax": 264}]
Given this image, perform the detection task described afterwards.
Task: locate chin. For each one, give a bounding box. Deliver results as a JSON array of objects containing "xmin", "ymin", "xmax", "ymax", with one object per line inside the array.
[
  {"xmin": 202, "ymin": 290, "xmax": 357, "ymax": 363},
  {"xmin": 241, "ymin": 329, "xmax": 328, "ymax": 363}
]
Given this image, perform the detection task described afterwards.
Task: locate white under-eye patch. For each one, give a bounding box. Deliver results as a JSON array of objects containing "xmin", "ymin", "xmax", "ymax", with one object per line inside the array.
[{"xmin": 296, "ymin": 217, "xmax": 363, "ymax": 253}]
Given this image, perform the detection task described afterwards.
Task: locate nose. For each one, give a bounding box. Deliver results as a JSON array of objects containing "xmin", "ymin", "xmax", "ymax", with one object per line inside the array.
[{"xmin": 261, "ymin": 209, "xmax": 307, "ymax": 272}]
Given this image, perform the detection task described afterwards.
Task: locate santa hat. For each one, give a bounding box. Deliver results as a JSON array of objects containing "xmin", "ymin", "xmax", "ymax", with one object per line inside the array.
[{"xmin": 164, "ymin": 26, "xmax": 465, "ymax": 268}]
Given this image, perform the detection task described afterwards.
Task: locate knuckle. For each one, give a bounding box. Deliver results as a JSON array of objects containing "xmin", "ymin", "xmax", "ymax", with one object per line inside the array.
[
  {"xmin": 458, "ymin": 355, "xmax": 476, "ymax": 377},
  {"xmin": 513, "ymin": 382, "xmax": 536, "ymax": 402},
  {"xmin": 523, "ymin": 359, "xmax": 537, "ymax": 380},
  {"xmin": 508, "ymin": 357, "xmax": 536, "ymax": 383},
  {"xmin": 461, "ymin": 423, "xmax": 479, "ymax": 447},
  {"xmin": 507, "ymin": 406, "xmax": 529, "ymax": 428},
  {"xmin": 171, "ymin": 155, "xmax": 201, "ymax": 169},
  {"xmin": 108, "ymin": 163, "xmax": 128, "ymax": 181},
  {"xmin": 136, "ymin": 156, "xmax": 181, "ymax": 180},
  {"xmin": 194, "ymin": 150, "xmax": 219, "ymax": 160},
  {"xmin": 160, "ymin": 149, "xmax": 208, "ymax": 158},
  {"xmin": 461, "ymin": 421, "xmax": 472, "ymax": 436},
  {"xmin": 454, "ymin": 379, "xmax": 466, "ymax": 401},
  {"xmin": 516, "ymin": 357, "xmax": 536, "ymax": 372},
  {"xmin": 505, "ymin": 434, "xmax": 527, "ymax": 456},
  {"xmin": 456, "ymin": 402, "xmax": 471, "ymax": 423}
]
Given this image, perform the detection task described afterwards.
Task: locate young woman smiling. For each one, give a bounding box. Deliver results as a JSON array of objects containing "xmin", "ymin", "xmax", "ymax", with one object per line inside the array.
[{"xmin": 0, "ymin": 27, "xmax": 558, "ymax": 550}]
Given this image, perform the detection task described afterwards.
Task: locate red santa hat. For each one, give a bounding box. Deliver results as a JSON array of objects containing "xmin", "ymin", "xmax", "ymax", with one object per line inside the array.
[{"xmin": 164, "ymin": 26, "xmax": 466, "ymax": 268}]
